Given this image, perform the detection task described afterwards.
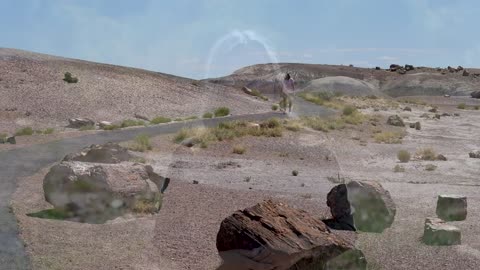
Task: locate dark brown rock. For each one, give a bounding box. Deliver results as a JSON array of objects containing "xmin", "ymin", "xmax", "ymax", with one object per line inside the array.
[
  {"xmin": 216, "ymin": 200, "xmax": 367, "ymax": 270},
  {"xmin": 387, "ymin": 115, "xmax": 405, "ymax": 127},
  {"xmin": 471, "ymin": 91, "xmax": 480, "ymax": 99}
]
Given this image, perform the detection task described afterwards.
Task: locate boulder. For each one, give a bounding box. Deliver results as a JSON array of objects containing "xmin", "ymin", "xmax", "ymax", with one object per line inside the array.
[
  {"xmin": 423, "ymin": 218, "xmax": 461, "ymax": 246},
  {"xmin": 375, "ymin": 66, "xmax": 381, "ymax": 70},
  {"xmin": 323, "ymin": 184, "xmax": 356, "ymax": 231},
  {"xmin": 216, "ymin": 200, "xmax": 367, "ymax": 270},
  {"xmin": 43, "ymin": 161, "xmax": 167, "ymax": 223},
  {"xmin": 389, "ymin": 64, "xmax": 401, "ymax": 72},
  {"xmin": 436, "ymin": 154, "xmax": 447, "ymax": 161},
  {"xmin": 471, "ymin": 91, "xmax": 480, "ymax": 99},
  {"xmin": 428, "ymin": 107, "xmax": 437, "ymax": 113},
  {"xmin": 98, "ymin": 121, "xmax": 112, "ymax": 128},
  {"xmin": 434, "ymin": 114, "xmax": 441, "ymax": 119},
  {"xmin": 409, "ymin": 123, "xmax": 415, "ymax": 128},
  {"xmin": 403, "ymin": 106, "xmax": 412, "ymax": 112},
  {"xmin": 387, "ymin": 115, "xmax": 405, "ymax": 127},
  {"xmin": 405, "ymin": 64, "xmax": 414, "ymax": 71},
  {"xmin": 68, "ymin": 118, "xmax": 95, "ymax": 128},
  {"xmin": 436, "ymin": 195, "xmax": 467, "ymax": 221},
  {"xmin": 242, "ymin": 86, "xmax": 255, "ymax": 96},
  {"xmin": 441, "ymin": 113, "xmax": 451, "ymax": 117},
  {"xmin": 457, "ymin": 66, "xmax": 464, "ymax": 71},
  {"xmin": 6, "ymin": 136, "xmax": 16, "ymax": 144},
  {"xmin": 63, "ymin": 142, "xmax": 133, "ymax": 164},
  {"xmin": 345, "ymin": 181, "xmax": 396, "ymax": 233},
  {"xmin": 469, "ymin": 150, "xmax": 480, "ymax": 158},
  {"xmin": 463, "ymin": 69, "xmax": 470, "ymax": 76},
  {"xmin": 414, "ymin": 122, "xmax": 421, "ymax": 130},
  {"xmin": 447, "ymin": 66, "xmax": 456, "ymax": 73}
]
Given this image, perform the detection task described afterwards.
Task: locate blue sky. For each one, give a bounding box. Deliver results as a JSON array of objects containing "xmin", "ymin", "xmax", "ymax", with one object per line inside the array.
[{"xmin": 1, "ymin": 0, "xmax": 480, "ymax": 79}]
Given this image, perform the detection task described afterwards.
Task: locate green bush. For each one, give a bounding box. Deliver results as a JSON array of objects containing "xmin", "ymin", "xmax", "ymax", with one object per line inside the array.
[
  {"xmin": 474, "ymin": 106, "xmax": 479, "ymax": 110},
  {"xmin": 43, "ymin": 128, "xmax": 55, "ymax": 135},
  {"xmin": 271, "ymin": 104, "xmax": 279, "ymax": 111},
  {"xmin": 393, "ymin": 165, "xmax": 405, "ymax": 173},
  {"xmin": 80, "ymin": 124, "xmax": 96, "ymax": 131},
  {"xmin": 121, "ymin": 119, "xmax": 145, "ymax": 128},
  {"xmin": 130, "ymin": 134, "xmax": 152, "ymax": 152},
  {"xmin": 214, "ymin": 107, "xmax": 230, "ymax": 117},
  {"xmin": 374, "ymin": 131, "xmax": 403, "ymax": 144},
  {"xmin": 184, "ymin": 116, "xmax": 198, "ymax": 121},
  {"xmin": 202, "ymin": 112, "xmax": 213, "ymax": 119},
  {"xmin": 102, "ymin": 124, "xmax": 120, "ymax": 131},
  {"xmin": 342, "ymin": 105, "xmax": 357, "ymax": 116},
  {"xmin": 416, "ymin": 148, "xmax": 437, "ymax": 161},
  {"xmin": 63, "ymin": 72, "xmax": 78, "ymax": 83},
  {"xmin": 397, "ymin": 150, "xmax": 411, "ymax": 163},
  {"xmin": 232, "ymin": 145, "xmax": 246, "ymax": 154},
  {"xmin": 15, "ymin": 127, "xmax": 34, "ymax": 136},
  {"xmin": 457, "ymin": 103, "xmax": 466, "ymax": 109},
  {"xmin": 151, "ymin": 116, "xmax": 172, "ymax": 124},
  {"xmin": 425, "ymin": 164, "xmax": 437, "ymax": 171}
]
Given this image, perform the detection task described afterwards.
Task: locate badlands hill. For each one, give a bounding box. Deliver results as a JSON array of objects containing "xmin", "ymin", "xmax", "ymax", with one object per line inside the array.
[
  {"xmin": 206, "ymin": 62, "xmax": 480, "ymax": 97},
  {"xmin": 0, "ymin": 48, "xmax": 269, "ymax": 131}
]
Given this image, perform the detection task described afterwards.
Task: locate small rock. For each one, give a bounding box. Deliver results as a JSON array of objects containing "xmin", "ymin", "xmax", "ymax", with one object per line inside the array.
[
  {"xmin": 403, "ymin": 106, "xmax": 412, "ymax": 112},
  {"xmin": 398, "ymin": 68, "xmax": 406, "ymax": 75},
  {"xmin": 68, "ymin": 118, "xmax": 95, "ymax": 129},
  {"xmin": 192, "ymin": 180, "xmax": 199, "ymax": 184},
  {"xmin": 436, "ymin": 195, "xmax": 467, "ymax": 221},
  {"xmin": 6, "ymin": 136, "xmax": 16, "ymax": 144},
  {"xmin": 134, "ymin": 113, "xmax": 150, "ymax": 121},
  {"xmin": 423, "ymin": 217, "xmax": 461, "ymax": 246},
  {"xmin": 409, "ymin": 123, "xmax": 415, "ymax": 128},
  {"xmin": 387, "ymin": 115, "xmax": 405, "ymax": 127},
  {"xmin": 375, "ymin": 66, "xmax": 381, "ymax": 70},
  {"xmin": 420, "ymin": 113, "xmax": 430, "ymax": 119},
  {"xmin": 469, "ymin": 150, "xmax": 480, "ymax": 158},
  {"xmin": 463, "ymin": 69, "xmax": 470, "ymax": 76},
  {"xmin": 441, "ymin": 113, "xmax": 451, "ymax": 117},
  {"xmin": 428, "ymin": 107, "xmax": 437, "ymax": 113},
  {"xmin": 436, "ymin": 154, "xmax": 447, "ymax": 161},
  {"xmin": 444, "ymin": 94, "xmax": 451, "ymax": 98},
  {"xmin": 25, "ymin": 111, "xmax": 31, "ymax": 117},
  {"xmin": 181, "ymin": 138, "xmax": 198, "ymax": 147},
  {"xmin": 415, "ymin": 122, "xmax": 421, "ymax": 130},
  {"xmin": 405, "ymin": 64, "xmax": 414, "ymax": 71},
  {"xmin": 454, "ymin": 113, "xmax": 460, "ymax": 116},
  {"xmin": 434, "ymin": 114, "xmax": 441, "ymax": 119},
  {"xmin": 98, "ymin": 121, "xmax": 112, "ymax": 128},
  {"xmin": 389, "ymin": 64, "xmax": 401, "ymax": 72}
]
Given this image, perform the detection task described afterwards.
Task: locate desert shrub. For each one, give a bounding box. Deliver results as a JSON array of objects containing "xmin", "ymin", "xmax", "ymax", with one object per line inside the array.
[
  {"xmin": 261, "ymin": 118, "xmax": 281, "ymax": 129},
  {"xmin": 416, "ymin": 147, "xmax": 437, "ymax": 161},
  {"xmin": 342, "ymin": 105, "xmax": 357, "ymax": 116},
  {"xmin": 0, "ymin": 133, "xmax": 7, "ymax": 142},
  {"xmin": 63, "ymin": 72, "xmax": 78, "ymax": 83},
  {"xmin": 251, "ymin": 89, "xmax": 268, "ymax": 101},
  {"xmin": 202, "ymin": 112, "xmax": 213, "ymax": 119},
  {"xmin": 397, "ymin": 150, "xmax": 411, "ymax": 163},
  {"xmin": 374, "ymin": 131, "xmax": 403, "ymax": 144},
  {"xmin": 367, "ymin": 95, "xmax": 378, "ymax": 99},
  {"xmin": 232, "ymin": 145, "xmax": 246, "ymax": 154},
  {"xmin": 102, "ymin": 124, "xmax": 120, "ymax": 131},
  {"xmin": 342, "ymin": 111, "xmax": 365, "ymax": 125},
  {"xmin": 292, "ymin": 170, "xmax": 299, "ymax": 176},
  {"xmin": 475, "ymin": 106, "xmax": 479, "ymax": 110},
  {"xmin": 15, "ymin": 127, "xmax": 34, "ymax": 136},
  {"xmin": 457, "ymin": 103, "xmax": 466, "ymax": 109},
  {"xmin": 43, "ymin": 128, "xmax": 55, "ymax": 134},
  {"xmin": 214, "ymin": 107, "xmax": 230, "ymax": 117},
  {"xmin": 184, "ymin": 116, "xmax": 198, "ymax": 121},
  {"xmin": 393, "ymin": 165, "xmax": 406, "ymax": 173},
  {"xmin": 121, "ymin": 119, "xmax": 145, "ymax": 128},
  {"xmin": 173, "ymin": 128, "xmax": 189, "ymax": 143},
  {"xmin": 284, "ymin": 121, "xmax": 301, "ymax": 132},
  {"xmin": 271, "ymin": 104, "xmax": 279, "ymax": 111},
  {"xmin": 129, "ymin": 134, "xmax": 152, "ymax": 152},
  {"xmin": 130, "ymin": 157, "xmax": 147, "ymax": 163},
  {"xmin": 132, "ymin": 197, "xmax": 160, "ymax": 214},
  {"xmin": 79, "ymin": 124, "xmax": 95, "ymax": 131},
  {"xmin": 151, "ymin": 116, "xmax": 172, "ymax": 124},
  {"xmin": 425, "ymin": 164, "xmax": 437, "ymax": 171}
]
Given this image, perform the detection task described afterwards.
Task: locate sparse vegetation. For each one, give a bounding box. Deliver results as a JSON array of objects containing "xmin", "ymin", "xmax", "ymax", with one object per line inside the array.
[
  {"xmin": 416, "ymin": 148, "xmax": 437, "ymax": 161},
  {"xmin": 271, "ymin": 104, "xmax": 279, "ymax": 111},
  {"xmin": 202, "ymin": 112, "xmax": 213, "ymax": 119},
  {"xmin": 342, "ymin": 105, "xmax": 356, "ymax": 116},
  {"xmin": 298, "ymin": 92, "xmax": 343, "ymax": 109},
  {"xmin": 151, "ymin": 116, "xmax": 172, "ymax": 124},
  {"xmin": 400, "ymin": 98, "xmax": 427, "ymax": 106},
  {"xmin": 284, "ymin": 121, "xmax": 301, "ymax": 132},
  {"xmin": 173, "ymin": 119, "xmax": 283, "ymax": 148},
  {"xmin": 102, "ymin": 124, "xmax": 120, "ymax": 131},
  {"xmin": 425, "ymin": 164, "xmax": 437, "ymax": 171},
  {"xmin": 121, "ymin": 119, "xmax": 145, "ymax": 128},
  {"xmin": 80, "ymin": 124, "xmax": 96, "ymax": 131},
  {"xmin": 214, "ymin": 107, "xmax": 230, "ymax": 117},
  {"xmin": 397, "ymin": 150, "xmax": 411, "ymax": 163},
  {"xmin": 63, "ymin": 72, "xmax": 78, "ymax": 83},
  {"xmin": 475, "ymin": 106, "xmax": 480, "ymax": 110},
  {"xmin": 374, "ymin": 131, "xmax": 403, "ymax": 144},
  {"xmin": 132, "ymin": 197, "xmax": 160, "ymax": 214},
  {"xmin": 130, "ymin": 157, "xmax": 147, "ymax": 163},
  {"xmin": 0, "ymin": 133, "xmax": 7, "ymax": 142},
  {"xmin": 457, "ymin": 103, "xmax": 466, "ymax": 109},
  {"xmin": 43, "ymin": 128, "xmax": 55, "ymax": 134},
  {"xmin": 251, "ymin": 89, "xmax": 268, "ymax": 101},
  {"xmin": 232, "ymin": 145, "xmax": 246, "ymax": 154},
  {"xmin": 393, "ymin": 165, "xmax": 406, "ymax": 173},
  {"xmin": 15, "ymin": 127, "xmax": 34, "ymax": 136},
  {"xmin": 27, "ymin": 208, "xmax": 71, "ymax": 220},
  {"xmin": 129, "ymin": 134, "xmax": 152, "ymax": 152}
]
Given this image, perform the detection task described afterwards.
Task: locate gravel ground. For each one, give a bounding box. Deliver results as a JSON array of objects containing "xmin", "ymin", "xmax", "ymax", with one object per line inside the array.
[{"xmin": 10, "ymin": 97, "xmax": 480, "ymax": 270}]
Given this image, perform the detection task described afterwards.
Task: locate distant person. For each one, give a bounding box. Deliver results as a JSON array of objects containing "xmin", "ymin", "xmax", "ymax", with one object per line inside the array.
[{"xmin": 280, "ymin": 73, "xmax": 295, "ymax": 113}]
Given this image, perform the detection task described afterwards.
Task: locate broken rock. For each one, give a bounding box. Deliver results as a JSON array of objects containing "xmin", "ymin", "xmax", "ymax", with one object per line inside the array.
[
  {"xmin": 423, "ymin": 217, "xmax": 461, "ymax": 246},
  {"xmin": 436, "ymin": 195, "xmax": 467, "ymax": 221},
  {"xmin": 216, "ymin": 200, "xmax": 367, "ymax": 270}
]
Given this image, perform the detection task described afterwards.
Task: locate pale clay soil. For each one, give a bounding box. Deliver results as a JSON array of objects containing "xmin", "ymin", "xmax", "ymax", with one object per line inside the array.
[{"xmin": 11, "ymin": 96, "xmax": 480, "ymax": 270}]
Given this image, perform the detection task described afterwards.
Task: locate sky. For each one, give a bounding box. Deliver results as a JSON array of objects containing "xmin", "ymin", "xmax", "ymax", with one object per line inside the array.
[{"xmin": 1, "ymin": 0, "xmax": 480, "ymax": 79}]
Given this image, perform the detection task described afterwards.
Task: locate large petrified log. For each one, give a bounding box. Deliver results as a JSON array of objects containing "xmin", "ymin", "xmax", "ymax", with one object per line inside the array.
[{"xmin": 216, "ymin": 200, "xmax": 367, "ymax": 270}]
